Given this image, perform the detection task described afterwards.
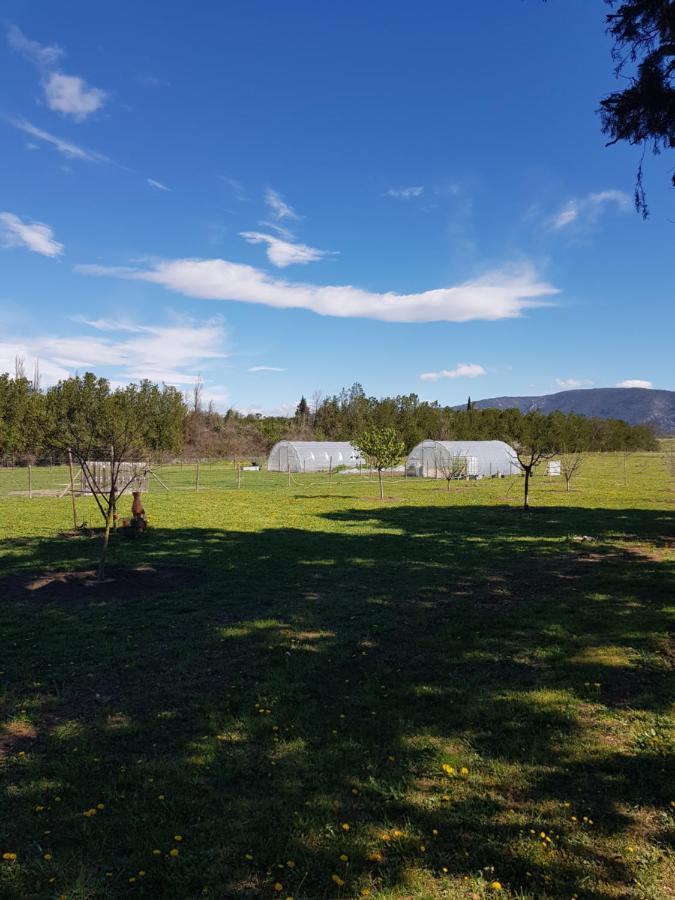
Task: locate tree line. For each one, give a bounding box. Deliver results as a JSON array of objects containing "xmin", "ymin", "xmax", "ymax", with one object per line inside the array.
[{"xmin": 0, "ymin": 374, "xmax": 658, "ymax": 465}]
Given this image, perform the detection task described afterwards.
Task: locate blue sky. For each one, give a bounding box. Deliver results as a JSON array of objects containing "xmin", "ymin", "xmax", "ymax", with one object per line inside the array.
[{"xmin": 1, "ymin": 0, "xmax": 673, "ymax": 414}]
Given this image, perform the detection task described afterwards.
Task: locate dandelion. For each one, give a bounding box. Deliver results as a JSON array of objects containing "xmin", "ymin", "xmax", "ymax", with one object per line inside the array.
[
  {"xmin": 274, "ymin": 884, "xmax": 283, "ymax": 893},
  {"xmin": 138, "ymin": 870, "xmax": 146, "ymax": 877},
  {"xmin": 351, "ymin": 788, "xmax": 359, "ymax": 795},
  {"xmin": 44, "ymin": 853, "xmax": 53, "ymax": 860},
  {"xmin": 341, "ymin": 823, "xmax": 350, "ymax": 832},
  {"xmin": 244, "ymin": 853, "xmax": 253, "ymax": 860},
  {"xmin": 331, "ymin": 874, "xmax": 345, "ymax": 886},
  {"xmin": 157, "ymin": 794, "xmax": 165, "ymax": 801},
  {"xmin": 174, "ymin": 835, "xmax": 183, "ymax": 841},
  {"xmin": 35, "ymin": 804, "xmax": 45, "ymax": 812},
  {"xmin": 392, "ymin": 829, "xmax": 403, "ymax": 838},
  {"xmin": 432, "ymin": 829, "xmax": 439, "ymax": 836},
  {"xmin": 627, "ymin": 846, "xmax": 636, "ymax": 853},
  {"xmin": 169, "ymin": 848, "xmax": 179, "ymax": 857},
  {"xmin": 419, "ymin": 845, "xmax": 427, "ymax": 853},
  {"xmin": 441, "ymin": 794, "xmax": 450, "ymax": 801},
  {"xmin": 460, "ymin": 767, "xmax": 469, "ymax": 775},
  {"xmin": 442, "ymin": 763, "xmax": 455, "ymax": 775},
  {"xmin": 369, "ymin": 852, "xmax": 382, "ymax": 862},
  {"xmin": 153, "ymin": 849, "xmax": 162, "ymax": 856},
  {"xmin": 129, "ymin": 877, "xmax": 137, "ymax": 883},
  {"xmin": 340, "ymin": 854, "xmax": 349, "ymax": 862},
  {"xmin": 97, "ymin": 803, "xmax": 105, "ymax": 810},
  {"xmin": 490, "ymin": 882, "xmax": 503, "ymax": 891},
  {"xmin": 2, "ymin": 853, "xmax": 17, "ymax": 861},
  {"xmin": 286, "ymin": 860, "xmax": 295, "ymax": 868},
  {"xmin": 361, "ymin": 891, "xmax": 371, "ymax": 897},
  {"xmin": 442, "ymin": 867, "xmax": 448, "ymax": 873}
]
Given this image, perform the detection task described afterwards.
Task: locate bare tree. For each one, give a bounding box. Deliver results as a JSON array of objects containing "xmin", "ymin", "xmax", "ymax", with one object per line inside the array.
[
  {"xmin": 192, "ymin": 374, "xmax": 203, "ymax": 414},
  {"xmin": 14, "ymin": 355, "xmax": 26, "ymax": 380},
  {"xmin": 435, "ymin": 449, "xmax": 467, "ymax": 490},
  {"xmin": 32, "ymin": 359, "xmax": 41, "ymax": 393},
  {"xmin": 560, "ymin": 449, "xmax": 584, "ymax": 492}
]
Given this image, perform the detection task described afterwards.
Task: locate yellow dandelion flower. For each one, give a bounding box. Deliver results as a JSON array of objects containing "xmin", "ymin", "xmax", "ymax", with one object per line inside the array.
[
  {"xmin": 392, "ymin": 829, "xmax": 403, "ymax": 838},
  {"xmin": 339, "ymin": 854, "xmax": 348, "ymax": 862},
  {"xmin": 138, "ymin": 870, "xmax": 146, "ymax": 877},
  {"xmin": 174, "ymin": 835, "xmax": 183, "ymax": 841},
  {"xmin": 369, "ymin": 852, "xmax": 382, "ymax": 862},
  {"xmin": 341, "ymin": 822, "xmax": 350, "ymax": 831},
  {"xmin": 129, "ymin": 877, "xmax": 137, "ymax": 883},
  {"xmin": 44, "ymin": 853, "xmax": 52, "ymax": 860},
  {"xmin": 351, "ymin": 788, "xmax": 359, "ymax": 795},
  {"xmin": 442, "ymin": 763, "xmax": 455, "ymax": 775},
  {"xmin": 2, "ymin": 852, "xmax": 17, "ymax": 861},
  {"xmin": 152, "ymin": 849, "xmax": 161, "ymax": 856},
  {"xmin": 380, "ymin": 833, "xmax": 391, "ymax": 841},
  {"xmin": 331, "ymin": 874, "xmax": 345, "ymax": 886},
  {"xmin": 432, "ymin": 828, "xmax": 439, "ymax": 836},
  {"xmin": 157, "ymin": 794, "xmax": 165, "ymax": 801},
  {"xmin": 627, "ymin": 846, "xmax": 636, "ymax": 853},
  {"xmin": 35, "ymin": 804, "xmax": 45, "ymax": 812},
  {"xmin": 244, "ymin": 853, "xmax": 253, "ymax": 860},
  {"xmin": 441, "ymin": 794, "xmax": 450, "ymax": 801},
  {"xmin": 442, "ymin": 866, "xmax": 448, "ymax": 873},
  {"xmin": 460, "ymin": 767, "xmax": 469, "ymax": 775},
  {"xmin": 274, "ymin": 883, "xmax": 283, "ymax": 893},
  {"xmin": 361, "ymin": 891, "xmax": 371, "ymax": 898},
  {"xmin": 490, "ymin": 882, "xmax": 503, "ymax": 891},
  {"xmin": 419, "ymin": 844, "xmax": 427, "ymax": 853},
  {"xmin": 169, "ymin": 848, "xmax": 179, "ymax": 857}
]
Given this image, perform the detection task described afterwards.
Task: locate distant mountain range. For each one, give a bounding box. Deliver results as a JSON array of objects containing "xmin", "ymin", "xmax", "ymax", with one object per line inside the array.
[{"xmin": 456, "ymin": 388, "xmax": 675, "ymax": 433}]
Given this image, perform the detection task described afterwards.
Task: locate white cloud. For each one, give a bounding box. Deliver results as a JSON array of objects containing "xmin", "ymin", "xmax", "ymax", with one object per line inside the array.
[
  {"xmin": 0, "ymin": 212, "xmax": 64, "ymax": 257},
  {"xmin": 8, "ymin": 25, "xmax": 107, "ymax": 122},
  {"xmin": 147, "ymin": 178, "xmax": 170, "ymax": 191},
  {"xmin": 265, "ymin": 188, "xmax": 299, "ymax": 221},
  {"xmin": 0, "ymin": 315, "xmax": 228, "ymax": 387},
  {"xmin": 550, "ymin": 189, "xmax": 630, "ymax": 230},
  {"xmin": 7, "ymin": 117, "xmax": 111, "ymax": 163},
  {"xmin": 555, "ymin": 377, "xmax": 594, "ymax": 390},
  {"xmin": 420, "ymin": 363, "xmax": 486, "ymax": 382},
  {"xmin": 386, "ymin": 186, "xmax": 424, "ymax": 199},
  {"xmin": 77, "ymin": 259, "xmax": 558, "ymax": 324},
  {"xmin": 7, "ymin": 24, "xmax": 63, "ymax": 67},
  {"xmin": 240, "ymin": 231, "xmax": 333, "ymax": 267},
  {"xmin": 616, "ymin": 379, "xmax": 652, "ymax": 389},
  {"xmin": 44, "ymin": 72, "xmax": 107, "ymax": 121},
  {"xmin": 248, "ymin": 365, "xmax": 286, "ymax": 373}
]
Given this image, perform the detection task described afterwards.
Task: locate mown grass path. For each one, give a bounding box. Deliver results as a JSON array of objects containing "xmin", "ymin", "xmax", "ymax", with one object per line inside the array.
[{"xmin": 1, "ymin": 454, "xmax": 673, "ymax": 898}]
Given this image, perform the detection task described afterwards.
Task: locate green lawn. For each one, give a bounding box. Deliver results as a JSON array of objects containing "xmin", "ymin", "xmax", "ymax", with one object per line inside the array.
[{"xmin": 1, "ymin": 454, "xmax": 673, "ymax": 899}]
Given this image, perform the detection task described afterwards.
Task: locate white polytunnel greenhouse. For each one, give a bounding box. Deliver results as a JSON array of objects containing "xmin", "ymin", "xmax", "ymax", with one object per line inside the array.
[
  {"xmin": 406, "ymin": 440, "xmax": 520, "ymax": 479},
  {"xmin": 267, "ymin": 441, "xmax": 365, "ymax": 473}
]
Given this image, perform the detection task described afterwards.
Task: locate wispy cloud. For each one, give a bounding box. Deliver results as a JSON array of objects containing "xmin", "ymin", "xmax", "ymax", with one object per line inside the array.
[
  {"xmin": 0, "ymin": 211, "xmax": 64, "ymax": 257},
  {"xmin": 386, "ymin": 186, "xmax": 424, "ymax": 199},
  {"xmin": 549, "ymin": 190, "xmax": 630, "ymax": 230},
  {"xmin": 616, "ymin": 379, "xmax": 652, "ymax": 389},
  {"xmin": 240, "ymin": 231, "xmax": 334, "ymax": 268},
  {"xmin": 265, "ymin": 188, "xmax": 299, "ymax": 221},
  {"xmin": 77, "ymin": 258, "xmax": 558, "ymax": 323},
  {"xmin": 555, "ymin": 377, "xmax": 593, "ymax": 390},
  {"xmin": 218, "ymin": 175, "xmax": 246, "ymax": 200},
  {"xmin": 7, "ymin": 23, "xmax": 63, "ymax": 67},
  {"xmin": 248, "ymin": 365, "xmax": 286, "ymax": 373},
  {"xmin": 7, "ymin": 24, "xmax": 108, "ymax": 122},
  {"xmin": 147, "ymin": 178, "xmax": 170, "ymax": 192},
  {"xmin": 7, "ymin": 117, "xmax": 112, "ymax": 163},
  {"xmin": 0, "ymin": 315, "xmax": 228, "ymax": 387},
  {"xmin": 420, "ymin": 363, "xmax": 486, "ymax": 382}
]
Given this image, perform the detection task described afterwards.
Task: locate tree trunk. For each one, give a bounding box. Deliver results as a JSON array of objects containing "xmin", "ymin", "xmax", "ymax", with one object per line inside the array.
[
  {"xmin": 378, "ymin": 468, "xmax": 384, "ymax": 500},
  {"xmin": 523, "ymin": 467, "xmax": 531, "ymax": 510},
  {"xmin": 566, "ymin": 478, "xmax": 571, "ymax": 492},
  {"xmin": 97, "ymin": 510, "xmax": 112, "ymax": 581}
]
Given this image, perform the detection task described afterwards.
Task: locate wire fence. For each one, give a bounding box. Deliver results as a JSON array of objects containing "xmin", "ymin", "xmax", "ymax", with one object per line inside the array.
[{"xmin": 0, "ymin": 450, "xmax": 672, "ymax": 500}]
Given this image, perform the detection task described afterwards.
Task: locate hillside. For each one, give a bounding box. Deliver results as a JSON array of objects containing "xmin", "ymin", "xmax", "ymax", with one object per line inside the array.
[{"xmin": 459, "ymin": 388, "xmax": 675, "ymax": 433}]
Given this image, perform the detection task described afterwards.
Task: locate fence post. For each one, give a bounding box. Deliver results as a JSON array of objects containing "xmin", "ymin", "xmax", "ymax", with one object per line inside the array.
[
  {"xmin": 67, "ymin": 449, "xmax": 78, "ymax": 530},
  {"xmin": 195, "ymin": 460, "xmax": 200, "ymax": 491},
  {"xmin": 28, "ymin": 464, "xmax": 32, "ymax": 499},
  {"xmin": 237, "ymin": 463, "xmax": 241, "ymax": 489},
  {"xmin": 329, "ymin": 456, "xmax": 332, "ymax": 484},
  {"xmin": 287, "ymin": 459, "xmax": 291, "ymax": 488}
]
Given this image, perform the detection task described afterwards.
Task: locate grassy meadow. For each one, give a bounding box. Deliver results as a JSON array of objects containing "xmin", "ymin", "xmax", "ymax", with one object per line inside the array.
[{"xmin": 0, "ymin": 452, "xmax": 673, "ymax": 899}]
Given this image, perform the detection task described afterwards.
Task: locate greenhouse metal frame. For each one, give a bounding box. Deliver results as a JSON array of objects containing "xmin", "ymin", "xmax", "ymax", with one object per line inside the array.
[
  {"xmin": 406, "ymin": 440, "xmax": 519, "ymax": 479},
  {"xmin": 267, "ymin": 441, "xmax": 365, "ymax": 473}
]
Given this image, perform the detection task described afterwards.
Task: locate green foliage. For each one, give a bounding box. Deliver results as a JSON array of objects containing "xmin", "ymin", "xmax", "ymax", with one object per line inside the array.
[{"xmin": 355, "ymin": 426, "xmax": 405, "ymax": 472}]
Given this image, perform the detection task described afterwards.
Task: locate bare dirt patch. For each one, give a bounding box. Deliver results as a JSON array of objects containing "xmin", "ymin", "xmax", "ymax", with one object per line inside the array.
[{"xmin": 1, "ymin": 564, "xmax": 198, "ymax": 603}]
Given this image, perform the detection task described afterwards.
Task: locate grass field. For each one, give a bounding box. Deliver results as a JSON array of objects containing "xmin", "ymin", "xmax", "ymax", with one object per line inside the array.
[{"xmin": 1, "ymin": 453, "xmax": 673, "ymax": 899}]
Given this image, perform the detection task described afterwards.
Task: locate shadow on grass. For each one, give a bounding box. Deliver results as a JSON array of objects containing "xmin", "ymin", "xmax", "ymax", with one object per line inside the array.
[{"xmin": 0, "ymin": 504, "xmax": 673, "ymax": 898}]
